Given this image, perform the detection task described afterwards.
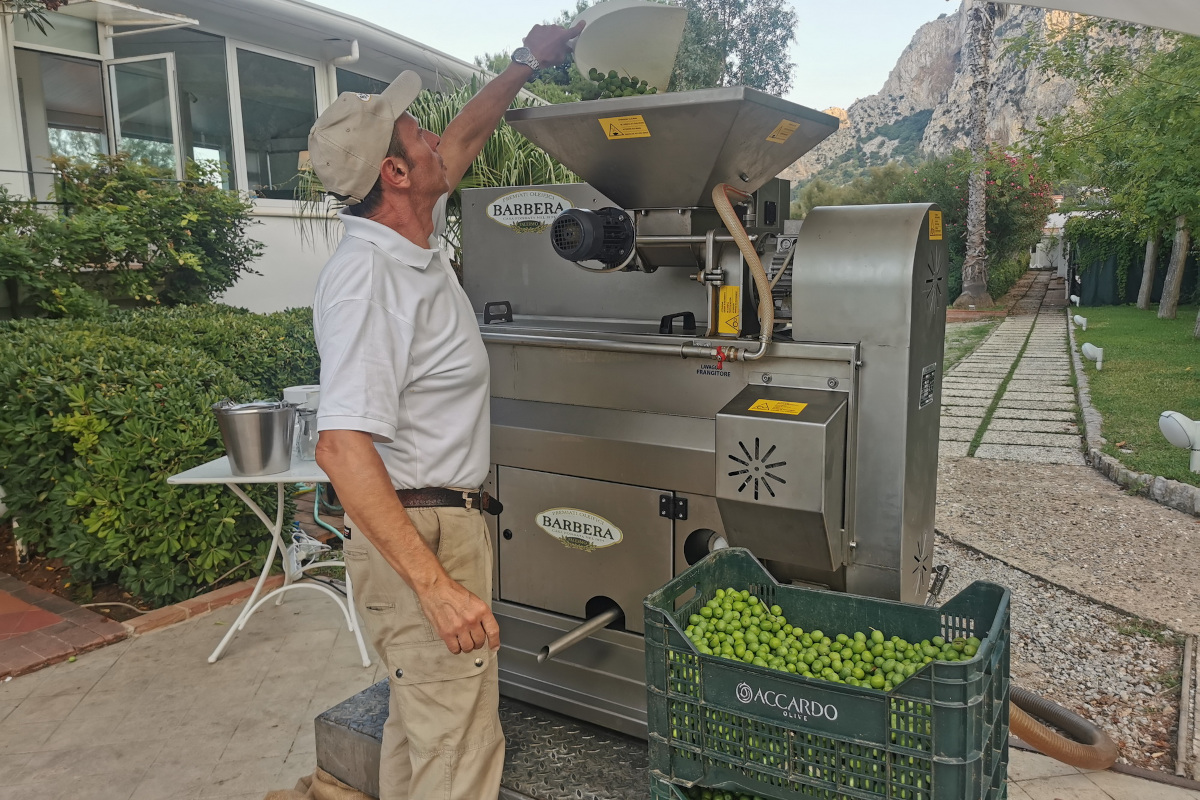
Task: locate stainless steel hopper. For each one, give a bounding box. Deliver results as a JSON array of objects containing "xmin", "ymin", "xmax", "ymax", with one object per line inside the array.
[{"xmin": 505, "ymin": 86, "xmax": 840, "ymax": 210}]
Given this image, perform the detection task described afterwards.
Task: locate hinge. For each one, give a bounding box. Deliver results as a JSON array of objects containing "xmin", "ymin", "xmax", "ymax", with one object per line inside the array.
[{"xmin": 659, "ymin": 494, "xmax": 688, "ymax": 520}]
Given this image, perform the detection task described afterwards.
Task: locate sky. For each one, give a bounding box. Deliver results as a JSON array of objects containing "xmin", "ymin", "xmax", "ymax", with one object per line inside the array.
[{"xmin": 309, "ymin": 0, "xmax": 961, "ymax": 111}]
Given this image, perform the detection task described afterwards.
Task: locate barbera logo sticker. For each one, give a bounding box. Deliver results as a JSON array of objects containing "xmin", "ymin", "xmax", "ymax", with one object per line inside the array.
[
  {"xmin": 536, "ymin": 508, "xmax": 622, "ymax": 552},
  {"xmin": 735, "ymin": 681, "xmax": 839, "ymax": 722},
  {"xmin": 487, "ymin": 190, "xmax": 573, "ymax": 234}
]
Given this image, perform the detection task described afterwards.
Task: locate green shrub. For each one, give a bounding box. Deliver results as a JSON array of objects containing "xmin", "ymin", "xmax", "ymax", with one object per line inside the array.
[
  {"xmin": 107, "ymin": 304, "xmax": 318, "ymax": 397},
  {"xmin": 1, "ymin": 155, "xmax": 262, "ymax": 317},
  {"xmin": 0, "ymin": 323, "xmax": 279, "ymax": 604},
  {"xmin": 987, "ymin": 253, "xmax": 1031, "ymax": 301}
]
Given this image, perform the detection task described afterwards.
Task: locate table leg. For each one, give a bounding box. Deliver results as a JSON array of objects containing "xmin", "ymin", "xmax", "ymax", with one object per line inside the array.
[
  {"xmin": 207, "ymin": 482, "xmax": 286, "ymax": 663},
  {"xmin": 208, "ymin": 535, "xmax": 279, "ymax": 663},
  {"xmin": 208, "ymin": 480, "xmax": 370, "ymax": 667}
]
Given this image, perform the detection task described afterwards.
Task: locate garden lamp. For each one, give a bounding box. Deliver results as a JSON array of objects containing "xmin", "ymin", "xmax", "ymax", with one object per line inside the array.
[
  {"xmin": 1072, "ymin": 314, "xmax": 1087, "ymax": 331},
  {"xmin": 1081, "ymin": 343, "xmax": 1103, "ymax": 370},
  {"xmin": 1070, "ymin": 294, "xmax": 1081, "ymax": 307},
  {"xmin": 1159, "ymin": 412, "xmax": 1200, "ymax": 473}
]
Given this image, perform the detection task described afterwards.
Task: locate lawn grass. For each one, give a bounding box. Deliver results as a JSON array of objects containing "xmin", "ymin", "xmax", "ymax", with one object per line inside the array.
[
  {"xmin": 1076, "ymin": 305, "xmax": 1200, "ymax": 487},
  {"xmin": 944, "ymin": 319, "xmax": 1002, "ymax": 371}
]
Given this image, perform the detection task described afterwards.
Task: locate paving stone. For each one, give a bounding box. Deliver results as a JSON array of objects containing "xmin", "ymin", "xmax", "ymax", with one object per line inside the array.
[
  {"xmin": 1003, "ymin": 391, "xmax": 1076, "ymax": 403},
  {"xmin": 973, "ymin": 444, "xmax": 1087, "ymax": 465},
  {"xmin": 942, "ymin": 389, "xmax": 997, "ymax": 399},
  {"xmin": 992, "ymin": 408, "xmax": 1076, "ymax": 422},
  {"xmin": 940, "ymin": 440, "xmax": 970, "ymax": 458},
  {"xmin": 1006, "ymin": 381, "xmax": 1072, "ymax": 392},
  {"xmin": 940, "ymin": 426, "xmax": 977, "ymax": 442},
  {"xmin": 997, "ymin": 399, "xmax": 1075, "ymax": 412},
  {"xmin": 942, "ymin": 396, "xmax": 992, "ymax": 408},
  {"xmin": 980, "ymin": 430, "xmax": 1082, "ymax": 448},
  {"xmin": 939, "ymin": 415, "xmax": 982, "ymax": 429},
  {"xmin": 943, "ymin": 405, "xmax": 987, "ymax": 417},
  {"xmin": 1010, "ymin": 373, "xmax": 1071, "ymax": 382},
  {"xmin": 986, "ymin": 418, "xmax": 1079, "ymax": 434}
]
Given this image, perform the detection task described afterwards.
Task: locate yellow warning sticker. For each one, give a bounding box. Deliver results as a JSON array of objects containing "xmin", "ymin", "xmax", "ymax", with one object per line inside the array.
[
  {"xmin": 749, "ymin": 399, "xmax": 808, "ymax": 416},
  {"xmin": 598, "ymin": 115, "xmax": 651, "ymax": 140},
  {"xmin": 717, "ymin": 286, "xmax": 741, "ymax": 334},
  {"xmin": 766, "ymin": 119, "xmax": 801, "ymax": 144},
  {"xmin": 928, "ymin": 210, "xmax": 944, "ymax": 241}
]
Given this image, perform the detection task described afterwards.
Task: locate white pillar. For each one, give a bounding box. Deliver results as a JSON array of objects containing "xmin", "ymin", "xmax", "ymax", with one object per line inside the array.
[{"xmin": 0, "ymin": 18, "xmax": 30, "ymax": 196}]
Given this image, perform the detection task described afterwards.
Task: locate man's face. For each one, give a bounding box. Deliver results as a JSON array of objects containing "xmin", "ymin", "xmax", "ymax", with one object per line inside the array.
[{"xmin": 393, "ymin": 112, "xmax": 450, "ymax": 199}]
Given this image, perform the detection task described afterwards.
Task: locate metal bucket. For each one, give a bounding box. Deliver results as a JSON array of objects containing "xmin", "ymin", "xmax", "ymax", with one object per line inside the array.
[{"xmin": 213, "ymin": 400, "xmax": 296, "ymax": 476}]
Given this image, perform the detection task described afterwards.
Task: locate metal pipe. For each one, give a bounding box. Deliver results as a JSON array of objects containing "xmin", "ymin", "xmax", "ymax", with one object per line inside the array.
[
  {"xmin": 537, "ymin": 606, "xmax": 624, "ymax": 664},
  {"xmin": 635, "ymin": 234, "xmax": 754, "ymax": 245},
  {"xmin": 332, "ymin": 39, "xmax": 360, "ymax": 66},
  {"xmin": 479, "ymin": 330, "xmax": 759, "ymax": 361}
]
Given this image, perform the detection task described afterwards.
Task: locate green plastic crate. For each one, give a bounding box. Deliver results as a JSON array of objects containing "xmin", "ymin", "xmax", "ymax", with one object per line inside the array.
[
  {"xmin": 653, "ymin": 774, "xmax": 780, "ymax": 800},
  {"xmin": 645, "ymin": 548, "xmax": 1010, "ymax": 800}
]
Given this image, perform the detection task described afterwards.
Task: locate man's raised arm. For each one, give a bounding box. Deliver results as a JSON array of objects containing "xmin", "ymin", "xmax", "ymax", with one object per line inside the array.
[{"xmin": 438, "ymin": 21, "xmax": 584, "ymax": 189}]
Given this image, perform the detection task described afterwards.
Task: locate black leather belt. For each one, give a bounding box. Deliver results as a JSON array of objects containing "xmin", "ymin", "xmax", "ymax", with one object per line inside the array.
[{"xmin": 396, "ymin": 488, "xmax": 503, "ymax": 516}]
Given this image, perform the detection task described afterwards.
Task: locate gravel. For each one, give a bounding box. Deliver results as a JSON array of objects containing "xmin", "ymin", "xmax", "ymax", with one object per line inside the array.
[{"xmin": 935, "ymin": 532, "xmax": 1183, "ymax": 772}]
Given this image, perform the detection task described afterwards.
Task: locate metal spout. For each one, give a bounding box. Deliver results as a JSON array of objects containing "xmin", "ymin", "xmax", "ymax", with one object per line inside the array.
[{"xmin": 537, "ymin": 606, "xmax": 624, "ymax": 664}]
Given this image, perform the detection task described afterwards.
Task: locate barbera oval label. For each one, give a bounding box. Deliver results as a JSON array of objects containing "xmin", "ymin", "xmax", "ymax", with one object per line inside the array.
[
  {"xmin": 487, "ymin": 190, "xmax": 573, "ymax": 234},
  {"xmin": 536, "ymin": 508, "xmax": 622, "ymax": 551}
]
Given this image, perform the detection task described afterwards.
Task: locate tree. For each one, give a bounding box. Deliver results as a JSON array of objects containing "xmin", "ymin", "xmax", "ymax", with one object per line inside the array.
[
  {"xmin": 1018, "ymin": 19, "xmax": 1198, "ymax": 330},
  {"xmin": 671, "ymin": 0, "xmax": 797, "ymax": 93},
  {"xmin": 954, "ymin": 1, "xmax": 1003, "ymax": 309},
  {"xmin": 1136, "ymin": 229, "xmax": 1160, "ymax": 310},
  {"xmin": 0, "ymin": 0, "xmax": 60, "ymax": 31}
]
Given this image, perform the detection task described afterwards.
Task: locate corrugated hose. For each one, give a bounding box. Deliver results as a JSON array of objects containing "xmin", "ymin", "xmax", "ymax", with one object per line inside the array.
[{"xmin": 1009, "ymin": 685, "xmax": 1120, "ymax": 770}]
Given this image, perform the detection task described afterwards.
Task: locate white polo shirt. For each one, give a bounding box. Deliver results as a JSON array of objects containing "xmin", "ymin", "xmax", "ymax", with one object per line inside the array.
[{"xmin": 313, "ymin": 196, "xmax": 490, "ymax": 490}]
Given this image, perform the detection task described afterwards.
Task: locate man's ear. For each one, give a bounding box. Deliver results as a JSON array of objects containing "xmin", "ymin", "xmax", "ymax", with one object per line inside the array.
[{"xmin": 379, "ymin": 156, "xmax": 410, "ymax": 191}]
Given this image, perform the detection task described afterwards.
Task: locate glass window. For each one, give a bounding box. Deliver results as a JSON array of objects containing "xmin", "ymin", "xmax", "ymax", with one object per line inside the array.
[
  {"xmin": 336, "ymin": 69, "xmax": 389, "ymax": 96},
  {"xmin": 237, "ymin": 49, "xmax": 317, "ymax": 199},
  {"xmin": 14, "ymin": 49, "xmax": 106, "ymax": 198},
  {"xmin": 109, "ymin": 57, "xmax": 178, "ymax": 173},
  {"xmin": 14, "ymin": 11, "xmax": 100, "ymax": 55},
  {"xmin": 114, "ymin": 29, "xmax": 234, "ymax": 188}
]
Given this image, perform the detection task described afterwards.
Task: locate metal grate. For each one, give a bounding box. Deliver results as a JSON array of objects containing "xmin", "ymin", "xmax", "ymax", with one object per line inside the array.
[
  {"xmin": 551, "ymin": 215, "xmax": 584, "ymax": 254},
  {"xmin": 726, "ymin": 437, "xmax": 788, "ymax": 500}
]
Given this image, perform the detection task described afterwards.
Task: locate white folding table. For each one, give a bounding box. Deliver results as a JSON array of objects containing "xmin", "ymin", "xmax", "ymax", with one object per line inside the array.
[{"xmin": 168, "ymin": 456, "xmax": 371, "ymax": 666}]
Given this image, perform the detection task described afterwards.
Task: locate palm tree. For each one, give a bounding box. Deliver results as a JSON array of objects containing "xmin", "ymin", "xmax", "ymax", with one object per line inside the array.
[{"xmin": 954, "ymin": 0, "xmax": 1003, "ymax": 309}]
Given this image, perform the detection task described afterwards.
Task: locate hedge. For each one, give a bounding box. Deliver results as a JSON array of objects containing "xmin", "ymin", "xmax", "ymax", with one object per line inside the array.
[{"xmin": 0, "ymin": 304, "xmax": 319, "ymax": 605}]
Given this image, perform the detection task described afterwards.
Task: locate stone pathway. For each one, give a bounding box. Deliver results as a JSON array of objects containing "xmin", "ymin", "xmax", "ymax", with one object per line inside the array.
[{"xmin": 940, "ymin": 272, "xmax": 1086, "ymax": 465}]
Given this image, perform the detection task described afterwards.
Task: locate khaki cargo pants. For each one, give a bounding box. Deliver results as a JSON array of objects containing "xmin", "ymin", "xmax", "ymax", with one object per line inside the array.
[{"xmin": 343, "ymin": 507, "xmax": 504, "ymax": 800}]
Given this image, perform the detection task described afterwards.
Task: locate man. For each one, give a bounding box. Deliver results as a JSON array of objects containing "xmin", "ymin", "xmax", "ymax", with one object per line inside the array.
[{"xmin": 309, "ymin": 21, "xmax": 583, "ymax": 800}]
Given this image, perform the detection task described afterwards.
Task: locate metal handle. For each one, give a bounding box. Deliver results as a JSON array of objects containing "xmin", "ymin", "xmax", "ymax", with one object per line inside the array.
[{"xmin": 537, "ymin": 606, "xmax": 623, "ymax": 664}]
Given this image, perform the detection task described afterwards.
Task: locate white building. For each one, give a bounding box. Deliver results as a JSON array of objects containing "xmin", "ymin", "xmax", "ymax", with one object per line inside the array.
[{"xmin": 0, "ymin": 0, "xmax": 481, "ymax": 313}]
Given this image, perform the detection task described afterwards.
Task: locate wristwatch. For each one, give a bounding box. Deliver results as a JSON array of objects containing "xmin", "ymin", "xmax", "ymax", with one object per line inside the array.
[{"xmin": 511, "ymin": 47, "xmax": 540, "ymax": 73}]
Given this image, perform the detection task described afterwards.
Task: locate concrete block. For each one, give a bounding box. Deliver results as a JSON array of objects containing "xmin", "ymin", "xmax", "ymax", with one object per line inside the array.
[{"xmin": 1150, "ymin": 476, "xmax": 1168, "ymax": 502}]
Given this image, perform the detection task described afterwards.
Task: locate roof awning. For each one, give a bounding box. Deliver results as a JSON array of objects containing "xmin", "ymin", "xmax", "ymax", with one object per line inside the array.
[
  {"xmin": 997, "ymin": 0, "xmax": 1200, "ymax": 37},
  {"xmin": 57, "ymin": 0, "xmax": 198, "ymax": 35}
]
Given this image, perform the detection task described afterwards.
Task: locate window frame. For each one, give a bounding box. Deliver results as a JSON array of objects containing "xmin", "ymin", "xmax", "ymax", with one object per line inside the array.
[{"xmin": 225, "ymin": 38, "xmax": 332, "ymax": 209}]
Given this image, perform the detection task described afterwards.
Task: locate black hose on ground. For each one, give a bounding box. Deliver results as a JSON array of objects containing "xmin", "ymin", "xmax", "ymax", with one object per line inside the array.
[{"xmin": 1010, "ymin": 685, "xmax": 1120, "ymax": 770}]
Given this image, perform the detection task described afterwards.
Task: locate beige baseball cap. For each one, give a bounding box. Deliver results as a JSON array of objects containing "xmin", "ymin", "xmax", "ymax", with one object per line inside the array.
[{"xmin": 308, "ymin": 71, "xmax": 422, "ymax": 204}]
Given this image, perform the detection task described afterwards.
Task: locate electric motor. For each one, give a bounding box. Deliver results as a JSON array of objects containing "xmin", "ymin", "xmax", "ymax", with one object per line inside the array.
[{"xmin": 550, "ymin": 207, "xmax": 636, "ymax": 267}]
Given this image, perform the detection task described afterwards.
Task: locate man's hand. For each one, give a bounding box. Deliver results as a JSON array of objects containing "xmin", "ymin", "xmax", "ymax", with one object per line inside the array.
[
  {"xmin": 523, "ymin": 20, "xmax": 586, "ymax": 68},
  {"xmin": 419, "ymin": 575, "xmax": 501, "ymax": 654}
]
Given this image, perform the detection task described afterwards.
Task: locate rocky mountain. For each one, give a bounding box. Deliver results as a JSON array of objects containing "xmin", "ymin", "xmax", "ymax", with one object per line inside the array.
[{"xmin": 783, "ymin": 2, "xmax": 1082, "ymax": 185}]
